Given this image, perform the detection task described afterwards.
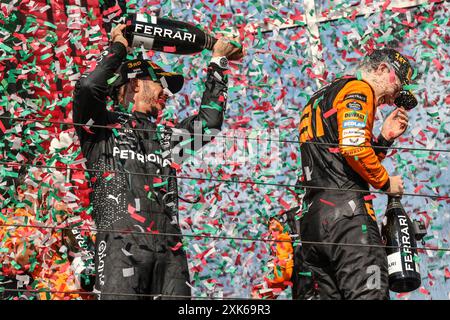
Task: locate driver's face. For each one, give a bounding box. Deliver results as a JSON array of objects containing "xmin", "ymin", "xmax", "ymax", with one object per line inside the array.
[
  {"xmin": 379, "ymin": 67, "xmax": 403, "ymax": 106},
  {"xmin": 137, "ymin": 78, "xmax": 168, "ymax": 116}
]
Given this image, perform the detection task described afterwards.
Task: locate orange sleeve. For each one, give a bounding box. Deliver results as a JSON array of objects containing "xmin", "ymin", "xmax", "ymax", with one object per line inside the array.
[{"xmin": 335, "ymin": 80, "xmax": 390, "ymax": 190}]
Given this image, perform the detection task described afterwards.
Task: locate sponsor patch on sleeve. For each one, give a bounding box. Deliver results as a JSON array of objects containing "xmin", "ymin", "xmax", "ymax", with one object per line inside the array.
[
  {"xmin": 343, "ymin": 120, "xmax": 366, "ymax": 128},
  {"xmin": 344, "ymin": 93, "xmax": 367, "ymax": 102},
  {"xmin": 343, "ymin": 136, "xmax": 365, "ymax": 146},
  {"xmin": 343, "ymin": 110, "xmax": 365, "ymax": 120},
  {"xmin": 342, "ymin": 128, "xmax": 365, "ymax": 138},
  {"xmin": 345, "ymin": 101, "xmax": 363, "ymax": 111}
]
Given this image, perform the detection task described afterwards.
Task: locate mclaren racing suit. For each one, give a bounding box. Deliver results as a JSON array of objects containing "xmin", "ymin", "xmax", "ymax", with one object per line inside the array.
[
  {"xmin": 293, "ymin": 77, "xmax": 393, "ymax": 299},
  {"xmin": 73, "ymin": 42, "xmax": 228, "ymax": 299}
]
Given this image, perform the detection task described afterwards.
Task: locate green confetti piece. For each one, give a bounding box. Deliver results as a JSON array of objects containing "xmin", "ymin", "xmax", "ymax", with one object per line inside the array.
[
  {"xmin": 0, "ymin": 42, "xmax": 15, "ymax": 54},
  {"xmin": 107, "ymin": 74, "xmax": 119, "ymax": 85},
  {"xmin": 201, "ymin": 102, "xmax": 222, "ymax": 112},
  {"xmin": 403, "ymin": 84, "xmax": 419, "ymax": 91},
  {"xmin": 153, "ymin": 181, "xmax": 168, "ymax": 188},
  {"xmin": 43, "ymin": 21, "xmax": 57, "ymax": 29},
  {"xmin": 299, "ymin": 272, "xmax": 312, "ymax": 277},
  {"xmin": 426, "ymin": 111, "xmax": 439, "ymax": 118},
  {"xmin": 179, "ymin": 137, "xmax": 194, "ymax": 147},
  {"xmin": 127, "ymin": 102, "xmax": 134, "ymax": 113},
  {"xmin": 362, "ymin": 224, "xmax": 367, "ymax": 233},
  {"xmin": 11, "ymin": 260, "xmax": 21, "ymax": 270},
  {"xmin": 356, "ymin": 70, "xmax": 362, "ymax": 80},
  {"xmin": 40, "ymin": 53, "xmax": 52, "ymax": 61}
]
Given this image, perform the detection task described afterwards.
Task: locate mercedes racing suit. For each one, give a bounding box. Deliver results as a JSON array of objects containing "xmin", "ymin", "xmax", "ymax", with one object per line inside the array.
[
  {"xmin": 73, "ymin": 42, "xmax": 228, "ymax": 299},
  {"xmin": 293, "ymin": 77, "xmax": 393, "ymax": 299}
]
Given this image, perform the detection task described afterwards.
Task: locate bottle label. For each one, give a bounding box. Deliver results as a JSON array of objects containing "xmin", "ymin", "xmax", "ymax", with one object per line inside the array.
[
  {"xmin": 132, "ymin": 35, "xmax": 155, "ymax": 50},
  {"xmin": 387, "ymin": 252, "xmax": 403, "ymax": 275},
  {"xmin": 133, "ymin": 23, "xmax": 197, "ymax": 43},
  {"xmin": 397, "ymin": 214, "xmax": 417, "ymax": 273}
]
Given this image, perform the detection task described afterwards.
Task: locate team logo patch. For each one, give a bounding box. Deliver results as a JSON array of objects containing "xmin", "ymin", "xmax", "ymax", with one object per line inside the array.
[
  {"xmin": 343, "ymin": 136, "xmax": 365, "ymax": 146},
  {"xmin": 343, "ymin": 120, "xmax": 366, "ymax": 128},
  {"xmin": 344, "ymin": 93, "xmax": 367, "ymax": 102},
  {"xmin": 345, "ymin": 101, "xmax": 363, "ymax": 111},
  {"xmin": 344, "ymin": 111, "xmax": 365, "ymax": 120}
]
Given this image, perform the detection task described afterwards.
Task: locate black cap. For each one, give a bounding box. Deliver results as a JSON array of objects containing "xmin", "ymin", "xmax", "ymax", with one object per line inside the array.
[
  {"xmin": 370, "ymin": 48, "xmax": 418, "ymax": 110},
  {"xmin": 111, "ymin": 59, "xmax": 184, "ymax": 95}
]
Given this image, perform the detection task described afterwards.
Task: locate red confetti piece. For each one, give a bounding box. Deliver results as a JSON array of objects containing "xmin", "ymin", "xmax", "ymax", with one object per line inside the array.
[
  {"xmin": 146, "ymin": 221, "xmax": 158, "ymax": 233},
  {"xmin": 275, "ymin": 42, "xmax": 288, "ymax": 51},
  {"xmin": 419, "ymin": 287, "xmax": 430, "ymax": 295},
  {"xmin": 128, "ymin": 204, "xmax": 136, "ymax": 215},
  {"xmin": 279, "ymin": 198, "xmax": 290, "ymax": 210},
  {"xmin": 170, "ymin": 242, "xmax": 183, "ymax": 251},
  {"xmin": 364, "ymin": 194, "xmax": 376, "ymax": 201},
  {"xmin": 328, "ymin": 147, "xmax": 340, "ymax": 153},
  {"xmin": 323, "ymin": 108, "xmax": 337, "ymax": 118},
  {"xmin": 130, "ymin": 213, "xmax": 146, "ymax": 224},
  {"xmin": 0, "ymin": 120, "xmax": 6, "ymax": 133},
  {"xmin": 163, "ymin": 46, "xmax": 177, "ymax": 53},
  {"xmin": 170, "ymin": 162, "xmax": 181, "ymax": 170},
  {"xmin": 102, "ymin": 171, "xmax": 114, "ymax": 178},
  {"xmin": 290, "ymin": 29, "xmax": 306, "ymax": 41},
  {"xmin": 414, "ymin": 185, "xmax": 424, "ymax": 193},
  {"xmin": 381, "ymin": 0, "xmax": 391, "ymax": 13},
  {"xmin": 444, "ymin": 267, "xmax": 450, "ymax": 279},
  {"xmin": 396, "ymin": 292, "xmax": 410, "ymax": 299},
  {"xmin": 444, "ymin": 95, "xmax": 450, "ymax": 105},
  {"xmin": 82, "ymin": 126, "xmax": 94, "ymax": 134},
  {"xmin": 319, "ymin": 198, "xmax": 336, "ymax": 207},
  {"xmin": 432, "ymin": 59, "xmax": 444, "ymax": 71},
  {"xmin": 392, "ymin": 7, "xmax": 407, "ymax": 13},
  {"xmin": 283, "ymin": 281, "xmax": 293, "ymax": 287},
  {"xmin": 153, "ymin": 177, "xmax": 163, "ymax": 184}
]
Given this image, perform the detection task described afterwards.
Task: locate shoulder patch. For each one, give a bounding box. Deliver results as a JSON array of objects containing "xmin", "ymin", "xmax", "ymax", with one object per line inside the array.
[
  {"xmin": 344, "ymin": 93, "xmax": 367, "ymax": 103},
  {"xmin": 345, "ymin": 101, "xmax": 363, "ymax": 111}
]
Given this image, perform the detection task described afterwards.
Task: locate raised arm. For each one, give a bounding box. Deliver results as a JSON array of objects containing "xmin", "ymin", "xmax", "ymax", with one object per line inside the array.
[
  {"xmin": 73, "ymin": 25, "xmax": 128, "ymax": 144},
  {"xmin": 175, "ymin": 37, "xmax": 243, "ymax": 155}
]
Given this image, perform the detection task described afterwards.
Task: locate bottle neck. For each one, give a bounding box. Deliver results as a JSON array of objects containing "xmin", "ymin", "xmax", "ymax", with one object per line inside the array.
[
  {"xmin": 204, "ymin": 34, "xmax": 217, "ymax": 50},
  {"xmin": 387, "ymin": 196, "xmax": 403, "ymax": 211}
]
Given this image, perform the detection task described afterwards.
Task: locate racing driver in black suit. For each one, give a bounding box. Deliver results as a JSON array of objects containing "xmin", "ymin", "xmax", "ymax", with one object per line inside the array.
[{"xmin": 73, "ymin": 24, "xmax": 243, "ymax": 299}]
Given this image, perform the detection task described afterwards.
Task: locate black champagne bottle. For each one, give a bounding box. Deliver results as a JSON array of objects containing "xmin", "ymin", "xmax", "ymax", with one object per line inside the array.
[
  {"xmin": 123, "ymin": 13, "xmax": 217, "ymax": 54},
  {"xmin": 381, "ymin": 196, "xmax": 421, "ymax": 292}
]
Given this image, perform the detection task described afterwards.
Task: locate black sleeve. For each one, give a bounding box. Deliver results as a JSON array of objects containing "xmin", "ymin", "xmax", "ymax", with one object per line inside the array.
[
  {"xmin": 372, "ymin": 133, "xmax": 394, "ymax": 160},
  {"xmin": 173, "ymin": 63, "xmax": 228, "ymax": 160},
  {"xmin": 372, "ymin": 133, "xmax": 393, "ymax": 192},
  {"xmin": 72, "ymin": 42, "xmax": 127, "ymax": 144}
]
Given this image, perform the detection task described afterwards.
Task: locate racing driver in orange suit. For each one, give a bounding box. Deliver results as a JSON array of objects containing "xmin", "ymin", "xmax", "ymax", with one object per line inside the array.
[{"xmin": 293, "ymin": 49, "xmax": 417, "ymax": 299}]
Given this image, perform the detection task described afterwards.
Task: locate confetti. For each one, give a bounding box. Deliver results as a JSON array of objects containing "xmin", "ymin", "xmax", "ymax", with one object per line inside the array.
[{"xmin": 0, "ymin": 0, "xmax": 448, "ymax": 301}]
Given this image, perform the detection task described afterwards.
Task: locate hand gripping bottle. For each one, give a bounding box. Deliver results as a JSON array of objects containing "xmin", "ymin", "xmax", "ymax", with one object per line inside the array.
[
  {"xmin": 122, "ymin": 13, "xmax": 217, "ymax": 54},
  {"xmin": 381, "ymin": 196, "xmax": 421, "ymax": 292}
]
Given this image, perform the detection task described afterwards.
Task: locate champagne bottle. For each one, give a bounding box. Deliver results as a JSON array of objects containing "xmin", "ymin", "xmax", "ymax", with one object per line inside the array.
[
  {"xmin": 121, "ymin": 14, "xmax": 217, "ymax": 54},
  {"xmin": 381, "ymin": 196, "xmax": 421, "ymax": 292},
  {"xmin": 62, "ymin": 228, "xmax": 96, "ymax": 291}
]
